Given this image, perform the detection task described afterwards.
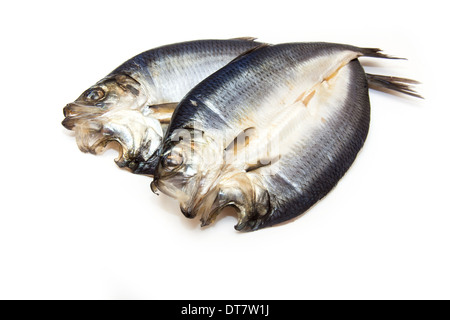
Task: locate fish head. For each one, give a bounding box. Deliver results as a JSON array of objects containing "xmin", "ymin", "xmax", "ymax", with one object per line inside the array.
[
  {"xmin": 152, "ymin": 129, "xmax": 224, "ymax": 217},
  {"xmin": 62, "ymin": 74, "xmax": 165, "ymax": 172},
  {"xmin": 63, "ymin": 74, "xmax": 146, "ymax": 128},
  {"xmin": 153, "ymin": 128, "xmax": 271, "ymax": 230}
]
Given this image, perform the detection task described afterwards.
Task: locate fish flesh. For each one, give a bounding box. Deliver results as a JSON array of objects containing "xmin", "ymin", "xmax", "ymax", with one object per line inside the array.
[
  {"xmin": 151, "ymin": 42, "xmax": 420, "ymax": 231},
  {"xmin": 62, "ymin": 38, "xmax": 262, "ymax": 173}
]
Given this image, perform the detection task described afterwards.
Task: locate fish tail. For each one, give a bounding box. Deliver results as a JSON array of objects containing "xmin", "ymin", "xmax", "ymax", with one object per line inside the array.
[
  {"xmin": 359, "ymin": 47, "xmax": 406, "ymax": 60},
  {"xmin": 366, "ymin": 73, "xmax": 423, "ymax": 99}
]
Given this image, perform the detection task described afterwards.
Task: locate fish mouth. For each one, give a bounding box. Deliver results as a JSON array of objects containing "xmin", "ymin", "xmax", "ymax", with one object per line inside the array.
[
  {"xmin": 177, "ymin": 184, "xmax": 223, "ymax": 223},
  {"xmin": 176, "ymin": 172, "xmax": 268, "ymax": 231},
  {"xmin": 62, "ymin": 103, "xmax": 163, "ymax": 173},
  {"xmin": 175, "ymin": 188, "xmax": 229, "ymax": 226},
  {"xmin": 62, "ymin": 103, "xmax": 109, "ymax": 153},
  {"xmin": 180, "ymin": 205, "xmax": 196, "ymax": 219},
  {"xmin": 62, "ymin": 103, "xmax": 104, "ymax": 130}
]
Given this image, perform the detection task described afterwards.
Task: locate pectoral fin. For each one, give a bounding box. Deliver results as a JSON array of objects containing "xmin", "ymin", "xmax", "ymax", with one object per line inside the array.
[{"xmin": 144, "ymin": 102, "xmax": 178, "ymax": 123}]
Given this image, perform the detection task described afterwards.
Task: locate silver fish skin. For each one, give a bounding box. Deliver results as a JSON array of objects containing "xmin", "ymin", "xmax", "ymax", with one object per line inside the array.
[
  {"xmin": 62, "ymin": 38, "xmax": 262, "ymax": 173},
  {"xmin": 153, "ymin": 42, "xmax": 420, "ymax": 231}
]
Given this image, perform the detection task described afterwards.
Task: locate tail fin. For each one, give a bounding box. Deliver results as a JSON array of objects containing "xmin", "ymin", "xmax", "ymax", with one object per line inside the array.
[
  {"xmin": 366, "ymin": 73, "xmax": 423, "ymax": 99},
  {"xmin": 360, "ymin": 48, "xmax": 406, "ymax": 60}
]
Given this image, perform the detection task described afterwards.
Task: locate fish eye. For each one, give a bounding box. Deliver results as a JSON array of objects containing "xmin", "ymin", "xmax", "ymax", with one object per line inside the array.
[
  {"xmin": 85, "ymin": 88, "xmax": 105, "ymax": 101},
  {"xmin": 162, "ymin": 150, "xmax": 184, "ymax": 171}
]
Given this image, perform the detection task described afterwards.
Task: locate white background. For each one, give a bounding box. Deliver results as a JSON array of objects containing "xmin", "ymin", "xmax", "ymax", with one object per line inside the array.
[{"xmin": 0, "ymin": 0, "xmax": 448, "ymax": 299}]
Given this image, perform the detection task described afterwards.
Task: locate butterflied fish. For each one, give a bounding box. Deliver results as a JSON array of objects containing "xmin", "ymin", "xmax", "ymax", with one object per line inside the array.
[
  {"xmin": 151, "ymin": 42, "xmax": 420, "ymax": 231},
  {"xmin": 62, "ymin": 38, "xmax": 262, "ymax": 173}
]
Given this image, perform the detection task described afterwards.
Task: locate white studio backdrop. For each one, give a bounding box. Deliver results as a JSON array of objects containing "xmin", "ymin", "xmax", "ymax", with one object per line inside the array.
[{"xmin": 0, "ymin": 0, "xmax": 448, "ymax": 299}]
